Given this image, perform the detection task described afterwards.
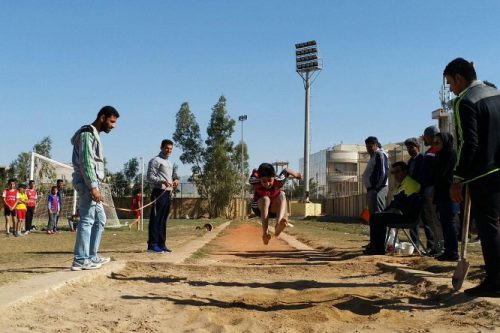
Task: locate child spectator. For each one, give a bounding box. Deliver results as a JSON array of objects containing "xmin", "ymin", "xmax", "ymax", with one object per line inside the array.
[
  {"xmin": 249, "ymin": 163, "xmax": 302, "ymax": 244},
  {"xmin": 47, "ymin": 186, "xmax": 60, "ymax": 234},
  {"xmin": 3, "ymin": 179, "xmax": 18, "ymax": 236},
  {"xmin": 129, "ymin": 190, "xmax": 142, "ymax": 230},
  {"xmin": 15, "ymin": 183, "xmax": 28, "ymax": 237},
  {"xmin": 25, "ymin": 180, "xmax": 38, "ymax": 232},
  {"xmin": 67, "ymin": 208, "xmax": 80, "ymax": 232}
]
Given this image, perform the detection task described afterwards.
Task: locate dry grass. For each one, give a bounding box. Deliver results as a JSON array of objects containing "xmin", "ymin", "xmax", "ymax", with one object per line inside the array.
[{"xmin": 0, "ymin": 218, "xmax": 227, "ymax": 286}]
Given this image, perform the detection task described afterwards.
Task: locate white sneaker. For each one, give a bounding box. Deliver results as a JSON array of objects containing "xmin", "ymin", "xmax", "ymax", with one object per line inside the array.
[
  {"xmin": 91, "ymin": 256, "xmax": 111, "ymax": 265},
  {"xmin": 71, "ymin": 260, "xmax": 102, "ymax": 271}
]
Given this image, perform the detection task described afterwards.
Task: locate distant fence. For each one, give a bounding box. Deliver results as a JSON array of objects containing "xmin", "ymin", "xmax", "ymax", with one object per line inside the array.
[
  {"xmin": 113, "ymin": 196, "xmax": 249, "ymax": 220},
  {"xmin": 323, "ymin": 193, "xmax": 367, "ymax": 218}
]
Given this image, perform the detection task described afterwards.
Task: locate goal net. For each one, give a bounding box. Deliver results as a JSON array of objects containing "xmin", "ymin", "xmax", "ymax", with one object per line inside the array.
[{"xmin": 30, "ymin": 152, "xmax": 121, "ymax": 229}]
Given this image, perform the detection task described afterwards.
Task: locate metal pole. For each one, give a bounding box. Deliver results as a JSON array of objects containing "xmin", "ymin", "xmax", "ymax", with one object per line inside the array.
[
  {"xmin": 241, "ymin": 120, "xmax": 244, "ymax": 199},
  {"xmin": 303, "ymin": 71, "xmax": 311, "ymax": 202},
  {"xmin": 140, "ymin": 157, "xmax": 144, "ymax": 231},
  {"xmin": 29, "ymin": 150, "xmax": 35, "ymax": 181}
]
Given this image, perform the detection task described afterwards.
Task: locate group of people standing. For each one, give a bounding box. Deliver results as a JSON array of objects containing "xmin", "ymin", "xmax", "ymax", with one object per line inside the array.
[
  {"xmin": 363, "ymin": 58, "xmax": 500, "ymax": 298},
  {"xmin": 2, "ymin": 178, "xmax": 64, "ymax": 237}
]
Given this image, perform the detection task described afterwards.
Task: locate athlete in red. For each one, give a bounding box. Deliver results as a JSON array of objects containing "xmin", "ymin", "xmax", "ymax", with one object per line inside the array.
[
  {"xmin": 3, "ymin": 179, "xmax": 18, "ymax": 236},
  {"xmin": 249, "ymin": 163, "xmax": 301, "ymax": 244}
]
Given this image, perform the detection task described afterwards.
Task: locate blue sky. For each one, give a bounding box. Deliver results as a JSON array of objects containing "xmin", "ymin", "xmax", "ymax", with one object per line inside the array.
[{"xmin": 2, "ymin": 1, "xmax": 500, "ymax": 177}]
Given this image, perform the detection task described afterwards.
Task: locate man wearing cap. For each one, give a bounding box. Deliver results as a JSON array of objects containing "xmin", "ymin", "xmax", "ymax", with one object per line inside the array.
[
  {"xmin": 444, "ymin": 57, "xmax": 500, "ymax": 297},
  {"xmin": 418, "ymin": 126, "xmax": 443, "ymax": 255}
]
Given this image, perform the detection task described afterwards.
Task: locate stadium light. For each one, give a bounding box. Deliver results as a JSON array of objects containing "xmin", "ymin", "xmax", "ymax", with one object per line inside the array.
[
  {"xmin": 238, "ymin": 115, "xmax": 247, "ymax": 201},
  {"xmin": 295, "ymin": 40, "xmax": 322, "ymax": 203}
]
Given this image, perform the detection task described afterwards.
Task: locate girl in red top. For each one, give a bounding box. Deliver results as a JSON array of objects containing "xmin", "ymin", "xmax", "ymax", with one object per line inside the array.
[
  {"xmin": 129, "ymin": 191, "xmax": 142, "ymax": 230},
  {"xmin": 249, "ymin": 163, "xmax": 302, "ymax": 244}
]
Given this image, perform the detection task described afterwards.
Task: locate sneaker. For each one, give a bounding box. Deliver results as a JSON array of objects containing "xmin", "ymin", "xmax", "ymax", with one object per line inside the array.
[
  {"xmin": 91, "ymin": 256, "xmax": 111, "ymax": 265},
  {"xmin": 160, "ymin": 246, "xmax": 172, "ymax": 253},
  {"xmin": 274, "ymin": 219, "xmax": 288, "ymax": 236},
  {"xmin": 147, "ymin": 245, "xmax": 165, "ymax": 253},
  {"xmin": 23, "ymin": 230, "xmax": 30, "ymax": 235},
  {"xmin": 71, "ymin": 260, "xmax": 102, "ymax": 271}
]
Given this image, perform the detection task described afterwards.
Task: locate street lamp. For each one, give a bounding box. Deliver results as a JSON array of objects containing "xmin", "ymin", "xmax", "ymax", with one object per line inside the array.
[
  {"xmin": 238, "ymin": 115, "xmax": 247, "ymax": 199},
  {"xmin": 295, "ymin": 40, "xmax": 322, "ymax": 203}
]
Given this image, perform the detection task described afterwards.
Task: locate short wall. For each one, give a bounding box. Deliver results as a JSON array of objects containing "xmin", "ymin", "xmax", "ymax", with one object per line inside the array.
[{"xmin": 113, "ymin": 197, "xmax": 249, "ymax": 219}]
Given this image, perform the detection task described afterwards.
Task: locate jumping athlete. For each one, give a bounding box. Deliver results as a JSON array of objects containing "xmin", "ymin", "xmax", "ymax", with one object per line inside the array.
[{"xmin": 250, "ymin": 163, "xmax": 301, "ymax": 245}]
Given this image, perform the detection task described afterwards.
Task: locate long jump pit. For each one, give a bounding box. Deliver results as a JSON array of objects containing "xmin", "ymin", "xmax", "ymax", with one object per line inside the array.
[{"xmin": 2, "ymin": 221, "xmax": 499, "ymax": 333}]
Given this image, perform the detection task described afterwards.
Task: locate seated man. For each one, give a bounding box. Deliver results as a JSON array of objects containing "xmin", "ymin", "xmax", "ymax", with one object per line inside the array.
[{"xmin": 364, "ymin": 161, "xmax": 421, "ymax": 255}]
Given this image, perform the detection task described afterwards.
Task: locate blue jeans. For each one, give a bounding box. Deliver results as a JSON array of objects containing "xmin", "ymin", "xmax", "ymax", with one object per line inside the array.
[{"xmin": 73, "ymin": 179, "xmax": 106, "ymax": 262}]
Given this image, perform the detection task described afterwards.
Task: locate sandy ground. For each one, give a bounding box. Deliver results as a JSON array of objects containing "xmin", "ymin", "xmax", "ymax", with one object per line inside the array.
[{"xmin": 2, "ymin": 222, "xmax": 499, "ymax": 333}]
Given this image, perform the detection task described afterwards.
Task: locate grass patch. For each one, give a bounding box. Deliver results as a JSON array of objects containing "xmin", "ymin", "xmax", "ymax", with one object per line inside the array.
[{"xmin": 0, "ymin": 218, "xmax": 228, "ymax": 286}]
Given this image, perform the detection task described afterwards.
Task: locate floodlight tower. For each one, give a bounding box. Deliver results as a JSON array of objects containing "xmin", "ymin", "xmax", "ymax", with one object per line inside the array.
[
  {"xmin": 295, "ymin": 40, "xmax": 322, "ymax": 203},
  {"xmin": 432, "ymin": 77, "xmax": 452, "ymax": 133}
]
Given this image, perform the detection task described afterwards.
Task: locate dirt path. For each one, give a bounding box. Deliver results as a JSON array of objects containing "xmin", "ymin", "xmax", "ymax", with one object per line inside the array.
[{"xmin": 2, "ymin": 222, "xmax": 499, "ymax": 333}]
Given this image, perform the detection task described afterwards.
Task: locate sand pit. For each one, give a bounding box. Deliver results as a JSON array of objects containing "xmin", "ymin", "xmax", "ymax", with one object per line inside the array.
[{"xmin": 3, "ymin": 222, "xmax": 499, "ymax": 333}]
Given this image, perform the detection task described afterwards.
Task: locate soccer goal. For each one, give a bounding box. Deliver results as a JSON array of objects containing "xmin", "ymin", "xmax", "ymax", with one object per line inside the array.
[{"xmin": 29, "ymin": 152, "xmax": 122, "ymax": 229}]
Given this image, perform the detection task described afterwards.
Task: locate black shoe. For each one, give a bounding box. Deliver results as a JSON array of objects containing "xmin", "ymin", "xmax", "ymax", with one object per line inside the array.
[
  {"xmin": 426, "ymin": 248, "xmax": 439, "ymax": 257},
  {"xmin": 363, "ymin": 248, "xmax": 385, "ymax": 255},
  {"xmin": 160, "ymin": 246, "xmax": 172, "ymax": 253},
  {"xmin": 464, "ymin": 281, "xmax": 500, "ymax": 298},
  {"xmin": 436, "ymin": 253, "xmax": 459, "ymax": 262}
]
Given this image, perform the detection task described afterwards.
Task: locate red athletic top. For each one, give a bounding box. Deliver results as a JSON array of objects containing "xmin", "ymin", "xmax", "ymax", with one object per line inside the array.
[
  {"xmin": 2, "ymin": 189, "xmax": 18, "ymax": 210},
  {"xmin": 25, "ymin": 189, "xmax": 38, "ymax": 207},
  {"xmin": 249, "ymin": 169, "xmax": 288, "ymax": 208}
]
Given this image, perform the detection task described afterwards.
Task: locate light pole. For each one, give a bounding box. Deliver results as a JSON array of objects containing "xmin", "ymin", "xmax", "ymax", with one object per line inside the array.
[
  {"xmin": 295, "ymin": 40, "xmax": 322, "ymax": 203},
  {"xmin": 238, "ymin": 115, "xmax": 247, "ymax": 199}
]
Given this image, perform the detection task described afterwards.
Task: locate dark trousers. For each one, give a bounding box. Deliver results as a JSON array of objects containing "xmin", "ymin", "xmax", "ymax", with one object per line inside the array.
[
  {"xmin": 370, "ymin": 212, "xmax": 414, "ymax": 252},
  {"xmin": 148, "ymin": 189, "xmax": 171, "ymax": 248},
  {"xmin": 437, "ymin": 201, "xmax": 459, "ymax": 257},
  {"xmin": 367, "ymin": 187, "xmax": 388, "ymax": 247},
  {"xmin": 25, "ymin": 206, "xmax": 35, "ymax": 230},
  {"xmin": 469, "ymin": 173, "xmax": 500, "ymax": 283}
]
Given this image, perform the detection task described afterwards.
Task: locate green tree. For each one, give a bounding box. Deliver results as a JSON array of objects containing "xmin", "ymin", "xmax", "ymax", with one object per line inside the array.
[
  {"xmin": 33, "ymin": 136, "xmax": 56, "ymax": 182},
  {"xmin": 232, "ymin": 141, "xmax": 250, "ymax": 195},
  {"xmin": 289, "ymin": 177, "xmax": 319, "ymax": 201},
  {"xmin": 173, "ymin": 97, "xmax": 241, "ymax": 217},
  {"xmin": 8, "ymin": 137, "xmax": 55, "ymax": 183}
]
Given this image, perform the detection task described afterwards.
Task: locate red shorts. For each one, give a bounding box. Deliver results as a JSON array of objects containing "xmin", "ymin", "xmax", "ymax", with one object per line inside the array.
[
  {"xmin": 134, "ymin": 210, "xmax": 141, "ymax": 219},
  {"xmin": 16, "ymin": 209, "xmax": 27, "ymax": 220}
]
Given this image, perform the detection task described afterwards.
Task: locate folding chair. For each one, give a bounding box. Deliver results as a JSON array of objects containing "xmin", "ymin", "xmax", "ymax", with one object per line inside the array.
[{"xmin": 384, "ymin": 215, "xmax": 425, "ymax": 255}]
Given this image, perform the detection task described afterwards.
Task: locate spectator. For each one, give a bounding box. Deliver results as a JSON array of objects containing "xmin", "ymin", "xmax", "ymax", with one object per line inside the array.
[
  {"xmin": 47, "ymin": 186, "xmax": 60, "ymax": 235},
  {"xmin": 362, "ymin": 136, "xmax": 389, "ymax": 252},
  {"xmin": 419, "ymin": 125, "xmax": 443, "ymax": 255},
  {"xmin": 433, "ymin": 133, "xmax": 459, "ymax": 261},
  {"xmin": 55, "ymin": 179, "xmax": 64, "ymax": 232},
  {"xmin": 147, "ymin": 139, "xmax": 179, "ymax": 253},
  {"xmin": 25, "ymin": 180, "xmax": 38, "ymax": 232},
  {"xmin": 365, "ymin": 162, "xmax": 421, "ymax": 255},
  {"xmin": 70, "ymin": 106, "xmax": 119, "ymax": 271},
  {"xmin": 3, "ymin": 179, "xmax": 18, "ymax": 236},
  {"xmin": 15, "ymin": 183, "xmax": 28, "ymax": 237},
  {"xmin": 67, "ymin": 208, "xmax": 80, "ymax": 232},
  {"xmin": 129, "ymin": 190, "xmax": 142, "ymax": 231},
  {"xmin": 444, "ymin": 58, "xmax": 500, "ymax": 297}
]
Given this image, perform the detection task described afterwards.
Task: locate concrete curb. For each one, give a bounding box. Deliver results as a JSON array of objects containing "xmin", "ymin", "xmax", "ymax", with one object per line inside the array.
[
  {"xmin": 0, "ymin": 221, "xmax": 231, "ymax": 311},
  {"xmin": 0, "ymin": 261, "xmax": 126, "ymax": 311}
]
